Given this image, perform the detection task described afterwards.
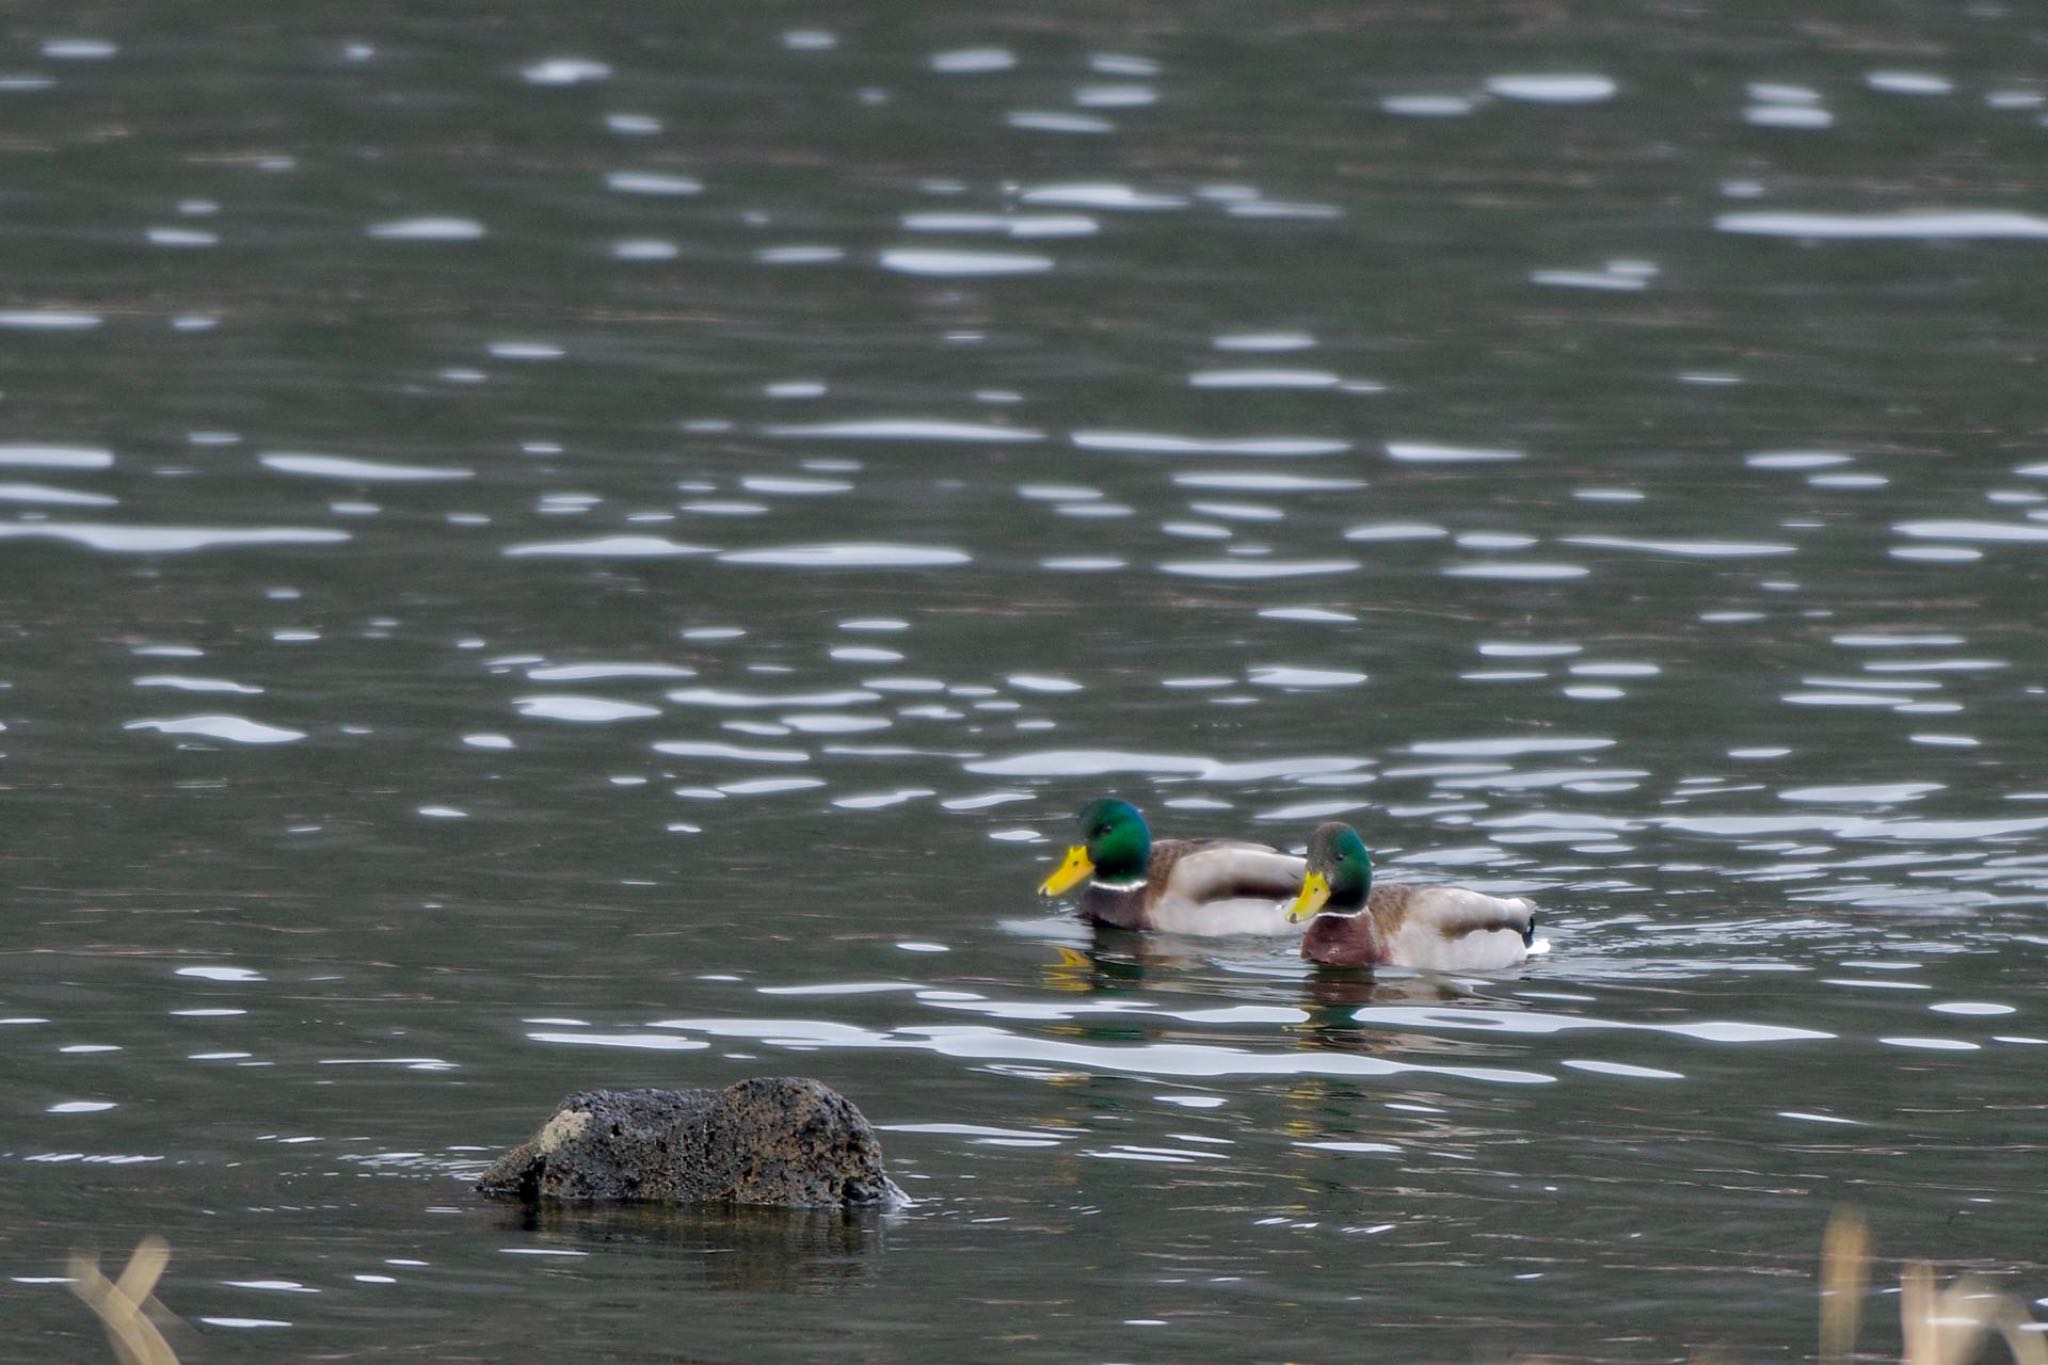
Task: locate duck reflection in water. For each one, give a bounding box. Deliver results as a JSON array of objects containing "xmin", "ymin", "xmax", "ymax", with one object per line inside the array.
[
  {"xmin": 489, "ymin": 1201, "xmax": 890, "ymax": 1294},
  {"xmin": 1295, "ymin": 964, "xmax": 1481, "ymax": 1058},
  {"xmin": 1037, "ymin": 931, "xmax": 1212, "ymax": 994},
  {"xmin": 1033, "ymin": 922, "xmax": 1510, "ymax": 1064}
]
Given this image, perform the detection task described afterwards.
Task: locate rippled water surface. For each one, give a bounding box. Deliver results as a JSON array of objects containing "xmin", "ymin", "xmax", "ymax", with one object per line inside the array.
[{"xmin": 6, "ymin": 4, "xmax": 2048, "ymax": 1360}]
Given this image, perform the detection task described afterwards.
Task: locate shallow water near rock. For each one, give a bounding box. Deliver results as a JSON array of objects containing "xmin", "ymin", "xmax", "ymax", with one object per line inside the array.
[{"xmin": 5, "ymin": 4, "xmax": 2047, "ymax": 1360}]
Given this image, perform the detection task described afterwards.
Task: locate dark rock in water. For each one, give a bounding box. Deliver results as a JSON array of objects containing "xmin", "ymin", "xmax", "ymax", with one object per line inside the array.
[{"xmin": 475, "ymin": 1077, "xmax": 903, "ymax": 1209}]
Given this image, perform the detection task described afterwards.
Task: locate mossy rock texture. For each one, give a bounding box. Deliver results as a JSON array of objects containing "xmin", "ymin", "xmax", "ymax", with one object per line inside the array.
[{"xmin": 476, "ymin": 1077, "xmax": 903, "ymax": 1209}]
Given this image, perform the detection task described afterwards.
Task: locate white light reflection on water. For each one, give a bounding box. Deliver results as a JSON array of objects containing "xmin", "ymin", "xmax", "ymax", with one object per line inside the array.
[
  {"xmin": 365, "ymin": 218, "xmax": 486, "ymax": 241},
  {"xmin": 1383, "ymin": 94, "xmax": 1476, "ymax": 117},
  {"xmin": 929, "ymin": 47, "xmax": 1015, "ymax": 74},
  {"xmin": 0, "ymin": 525, "xmax": 350, "ymax": 554},
  {"xmin": 1019, "ymin": 182, "xmax": 1187, "ymax": 211},
  {"xmin": 1247, "ymin": 666, "xmax": 1366, "ymax": 688},
  {"xmin": 1261, "ymin": 607, "xmax": 1356, "ymax": 623},
  {"xmin": 654, "ymin": 740, "xmax": 809, "ymax": 763},
  {"xmin": 1896, "ymin": 519, "xmax": 2048, "ymax": 542},
  {"xmin": 879, "ymin": 249, "xmax": 1054, "ymax": 277},
  {"xmin": 0, "ymin": 311, "xmax": 101, "ymax": 330},
  {"xmin": 260, "ymin": 453, "xmax": 473, "ymax": 481},
  {"xmin": 1483, "ymin": 74, "xmax": 1617, "ymax": 103},
  {"xmin": 503, "ymin": 536, "xmax": 714, "ymax": 558},
  {"xmin": 124, "ymin": 716, "xmax": 306, "ymax": 744},
  {"xmin": 1411, "ymin": 736, "xmax": 1612, "ymax": 757},
  {"xmin": 964, "ymin": 750, "xmax": 1368, "ymax": 780},
  {"xmin": 1006, "ymin": 112, "xmax": 1115, "ymax": 134},
  {"xmin": 1076, "ymin": 431, "xmax": 1351, "ymax": 457},
  {"xmin": 717, "ymin": 544, "xmax": 971, "ymax": 567},
  {"xmin": 1561, "ymin": 1060, "xmax": 1684, "ymax": 1079},
  {"xmin": 879, "ymin": 1122, "xmax": 1069, "ymax": 1147},
  {"xmin": 0, "ymin": 443, "xmax": 113, "ymax": 468},
  {"xmin": 1717, "ymin": 211, "xmax": 2048, "ymax": 239},
  {"xmin": 604, "ymin": 172, "xmax": 702, "ymax": 196},
  {"xmin": 614, "ymin": 239, "xmax": 679, "ymax": 260},
  {"xmin": 762, "ymin": 419, "xmax": 1043, "ymax": 442},
  {"xmin": 520, "ymin": 58, "xmax": 612, "ymax": 86},
  {"xmin": 527, "ymin": 1031, "xmax": 710, "ymax": 1052},
  {"xmin": 1350, "ymin": 1005, "xmax": 1831, "ymax": 1045},
  {"xmin": 1660, "ymin": 813, "xmax": 2048, "ymax": 840},
  {"xmin": 1175, "ymin": 472, "xmax": 1362, "ymax": 492},
  {"xmin": 1747, "ymin": 105, "xmax": 1834, "ymax": 130},
  {"xmin": 0, "ymin": 483, "xmax": 116, "ymax": 506},
  {"xmin": 513, "ymin": 696, "xmax": 663, "ymax": 723},
  {"xmin": 1214, "ymin": 331, "xmax": 1315, "ymax": 351},
  {"xmin": 1865, "ymin": 71, "xmax": 1954, "ymax": 96},
  {"xmin": 634, "ymin": 1015, "xmax": 1552, "ymax": 1085},
  {"xmin": 1188, "ymin": 369, "xmax": 1342, "ymax": 389},
  {"xmin": 175, "ymin": 967, "xmax": 264, "ymax": 983},
  {"xmin": 1444, "ymin": 562, "xmax": 1588, "ymax": 580},
  {"xmin": 1346, "ymin": 522, "xmax": 1447, "ymax": 541},
  {"xmin": 526, "ymin": 663, "xmax": 696, "ymax": 682},
  {"xmin": 1566, "ymin": 536, "xmax": 1796, "ymax": 558},
  {"xmin": 667, "ymin": 687, "xmax": 878, "ymax": 708},
  {"xmin": 1160, "ymin": 558, "xmax": 1357, "ymax": 579}
]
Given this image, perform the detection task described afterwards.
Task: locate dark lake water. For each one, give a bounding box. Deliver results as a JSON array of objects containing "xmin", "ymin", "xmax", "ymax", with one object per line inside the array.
[{"xmin": 6, "ymin": 4, "xmax": 2047, "ymax": 1360}]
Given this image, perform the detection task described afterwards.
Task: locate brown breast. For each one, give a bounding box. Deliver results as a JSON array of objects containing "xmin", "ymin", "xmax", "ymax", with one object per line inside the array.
[{"xmin": 1301, "ymin": 913, "xmax": 1383, "ymax": 967}]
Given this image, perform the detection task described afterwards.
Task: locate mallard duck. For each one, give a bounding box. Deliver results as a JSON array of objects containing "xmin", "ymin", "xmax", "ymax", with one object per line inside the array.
[
  {"xmin": 1288, "ymin": 822, "xmax": 1537, "ymax": 970},
  {"xmin": 1037, "ymin": 797, "xmax": 1304, "ymax": 936}
]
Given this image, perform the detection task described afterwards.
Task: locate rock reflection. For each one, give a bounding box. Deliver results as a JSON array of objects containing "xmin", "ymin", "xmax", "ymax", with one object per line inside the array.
[{"xmin": 491, "ymin": 1202, "xmax": 887, "ymax": 1293}]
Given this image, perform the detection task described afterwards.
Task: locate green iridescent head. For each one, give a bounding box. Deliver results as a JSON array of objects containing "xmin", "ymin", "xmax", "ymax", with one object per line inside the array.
[
  {"xmin": 1038, "ymin": 797, "xmax": 1152, "ymax": 895},
  {"xmin": 1287, "ymin": 822, "xmax": 1375, "ymax": 922}
]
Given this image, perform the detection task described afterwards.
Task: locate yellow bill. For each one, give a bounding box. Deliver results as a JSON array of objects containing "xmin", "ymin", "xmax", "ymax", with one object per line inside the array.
[
  {"xmin": 1286, "ymin": 871, "xmax": 1331, "ymax": 923},
  {"xmin": 1038, "ymin": 844, "xmax": 1096, "ymax": 896}
]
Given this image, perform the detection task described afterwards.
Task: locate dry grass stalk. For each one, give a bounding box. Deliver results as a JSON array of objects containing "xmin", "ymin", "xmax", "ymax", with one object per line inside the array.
[
  {"xmin": 66, "ymin": 1236, "xmax": 181, "ymax": 1365},
  {"xmin": 1815, "ymin": 1205, "xmax": 2047, "ymax": 1365},
  {"xmin": 1898, "ymin": 1259, "xmax": 2048, "ymax": 1365},
  {"xmin": 1821, "ymin": 1206, "xmax": 1871, "ymax": 1365}
]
